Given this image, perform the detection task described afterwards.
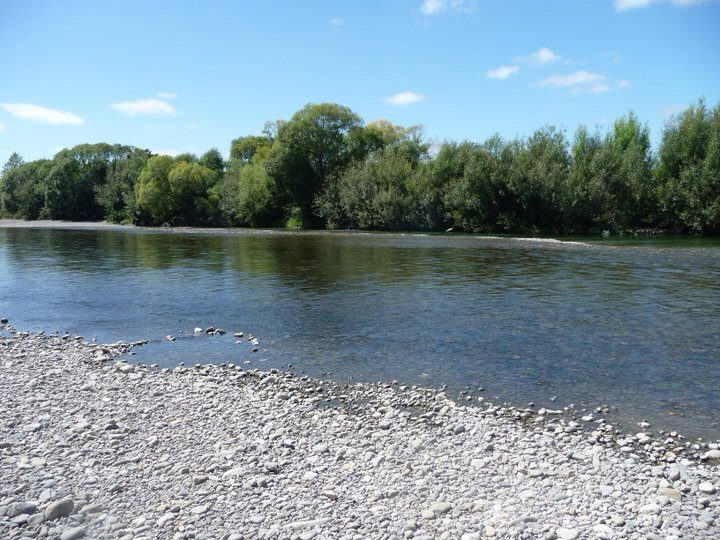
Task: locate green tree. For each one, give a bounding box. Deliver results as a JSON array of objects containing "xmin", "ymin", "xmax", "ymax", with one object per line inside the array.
[
  {"xmin": 1, "ymin": 155, "xmax": 54, "ymax": 219},
  {"xmin": 346, "ymin": 119, "xmax": 423, "ymax": 161},
  {"xmin": 438, "ymin": 138, "xmax": 512, "ymax": 232},
  {"xmin": 94, "ymin": 147, "xmax": 150, "ymax": 223},
  {"xmin": 566, "ymin": 126, "xmax": 604, "ymax": 231},
  {"xmin": 266, "ymin": 103, "xmax": 363, "ymax": 227},
  {"xmin": 199, "ymin": 148, "xmax": 225, "ymax": 177},
  {"xmin": 1, "ymin": 153, "xmax": 25, "ymax": 216},
  {"xmin": 41, "ymin": 157, "xmax": 85, "ymax": 220},
  {"xmin": 2, "ymin": 152, "xmax": 24, "ymax": 173},
  {"xmin": 657, "ymin": 100, "xmax": 720, "ymax": 233},
  {"xmin": 174, "ymin": 152, "xmax": 198, "ymax": 164},
  {"xmin": 136, "ymin": 158, "xmax": 218, "ymax": 225},
  {"xmin": 578, "ymin": 114, "xmax": 655, "ymax": 232},
  {"xmin": 609, "ymin": 112, "xmax": 656, "ymax": 229},
  {"xmin": 504, "ymin": 126, "xmax": 570, "ymax": 232},
  {"xmin": 230, "ymin": 136, "xmax": 273, "ymax": 164},
  {"xmin": 167, "ymin": 162, "xmax": 218, "ymax": 224},
  {"xmin": 316, "ymin": 146, "xmax": 424, "ymax": 230},
  {"xmin": 219, "ymin": 160, "xmax": 284, "ymax": 227},
  {"xmin": 135, "ymin": 155, "xmax": 175, "ymax": 224}
]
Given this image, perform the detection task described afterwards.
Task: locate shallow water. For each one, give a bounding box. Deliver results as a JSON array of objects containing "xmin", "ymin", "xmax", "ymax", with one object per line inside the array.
[{"xmin": 1, "ymin": 224, "xmax": 719, "ymax": 439}]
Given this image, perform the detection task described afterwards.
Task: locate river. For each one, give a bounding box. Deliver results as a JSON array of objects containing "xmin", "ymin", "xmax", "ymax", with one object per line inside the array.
[{"xmin": 1, "ymin": 222, "xmax": 719, "ymax": 439}]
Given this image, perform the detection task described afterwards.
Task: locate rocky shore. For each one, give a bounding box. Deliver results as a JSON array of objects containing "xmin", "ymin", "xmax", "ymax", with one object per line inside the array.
[{"xmin": 1, "ymin": 328, "xmax": 718, "ymax": 539}]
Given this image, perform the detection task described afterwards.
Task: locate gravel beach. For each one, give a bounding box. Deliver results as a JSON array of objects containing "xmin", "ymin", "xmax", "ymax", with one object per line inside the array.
[{"xmin": 1, "ymin": 327, "xmax": 718, "ymax": 539}]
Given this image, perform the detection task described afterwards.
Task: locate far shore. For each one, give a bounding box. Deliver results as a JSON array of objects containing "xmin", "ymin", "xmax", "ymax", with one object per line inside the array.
[
  {"xmin": 0, "ymin": 218, "xmax": 662, "ymax": 244},
  {"xmin": 0, "ymin": 219, "xmax": 137, "ymax": 231}
]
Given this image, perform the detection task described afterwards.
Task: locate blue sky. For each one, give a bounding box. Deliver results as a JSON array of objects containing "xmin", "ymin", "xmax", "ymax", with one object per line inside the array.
[{"xmin": 1, "ymin": 0, "xmax": 719, "ymax": 163}]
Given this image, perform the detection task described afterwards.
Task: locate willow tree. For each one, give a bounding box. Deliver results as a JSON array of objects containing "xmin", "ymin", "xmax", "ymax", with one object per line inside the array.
[
  {"xmin": 657, "ymin": 100, "xmax": 720, "ymax": 233},
  {"xmin": 265, "ymin": 103, "xmax": 363, "ymax": 227}
]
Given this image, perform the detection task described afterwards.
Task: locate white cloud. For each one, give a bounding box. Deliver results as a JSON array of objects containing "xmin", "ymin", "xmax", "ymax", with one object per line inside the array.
[
  {"xmin": 111, "ymin": 98, "xmax": 175, "ymax": 116},
  {"xmin": 330, "ymin": 17, "xmax": 344, "ymax": 26},
  {"xmin": 384, "ymin": 92, "xmax": 426, "ymax": 105},
  {"xmin": 156, "ymin": 92, "xmax": 179, "ymax": 99},
  {"xmin": 0, "ymin": 103, "xmax": 85, "ymax": 125},
  {"xmin": 535, "ymin": 71, "xmax": 617, "ymax": 94},
  {"xmin": 420, "ymin": 0, "xmax": 476, "ymax": 15},
  {"xmin": 485, "ymin": 65, "xmax": 520, "ymax": 80},
  {"xmin": 615, "ymin": 0, "xmax": 656, "ymax": 9},
  {"xmin": 523, "ymin": 47, "xmax": 561, "ymax": 65},
  {"xmin": 614, "ymin": 0, "xmax": 715, "ymax": 10},
  {"xmin": 421, "ymin": 0, "xmax": 444, "ymax": 14},
  {"xmin": 536, "ymin": 72, "xmax": 631, "ymax": 94}
]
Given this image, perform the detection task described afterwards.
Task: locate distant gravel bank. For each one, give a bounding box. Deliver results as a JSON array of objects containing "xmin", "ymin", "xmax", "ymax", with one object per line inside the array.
[
  {"xmin": 1, "ymin": 327, "xmax": 718, "ymax": 539},
  {"xmin": 0, "ymin": 220, "xmax": 133, "ymax": 230}
]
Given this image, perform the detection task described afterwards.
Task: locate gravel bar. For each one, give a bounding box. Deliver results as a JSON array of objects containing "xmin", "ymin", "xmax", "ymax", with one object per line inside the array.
[{"xmin": 1, "ymin": 328, "xmax": 718, "ymax": 540}]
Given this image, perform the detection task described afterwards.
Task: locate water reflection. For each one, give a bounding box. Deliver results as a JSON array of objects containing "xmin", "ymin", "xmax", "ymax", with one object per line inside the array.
[{"xmin": 1, "ymin": 226, "xmax": 719, "ymax": 438}]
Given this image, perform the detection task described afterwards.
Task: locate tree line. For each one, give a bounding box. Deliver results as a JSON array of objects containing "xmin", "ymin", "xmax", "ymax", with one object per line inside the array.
[{"xmin": 1, "ymin": 99, "xmax": 719, "ymax": 234}]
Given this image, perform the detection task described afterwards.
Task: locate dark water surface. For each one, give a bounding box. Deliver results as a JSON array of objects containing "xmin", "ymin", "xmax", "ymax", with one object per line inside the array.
[{"xmin": 1, "ymin": 224, "xmax": 719, "ymax": 439}]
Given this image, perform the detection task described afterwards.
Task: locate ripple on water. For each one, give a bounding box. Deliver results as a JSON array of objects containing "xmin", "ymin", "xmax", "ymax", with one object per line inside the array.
[{"xmin": 0, "ymin": 224, "xmax": 719, "ymax": 439}]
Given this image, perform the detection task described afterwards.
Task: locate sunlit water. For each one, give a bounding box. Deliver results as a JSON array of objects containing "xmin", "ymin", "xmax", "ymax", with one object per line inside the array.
[{"xmin": 1, "ymin": 224, "xmax": 719, "ymax": 439}]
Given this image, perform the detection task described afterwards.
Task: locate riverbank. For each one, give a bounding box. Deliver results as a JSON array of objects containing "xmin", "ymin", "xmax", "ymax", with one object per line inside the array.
[
  {"xmin": 1, "ymin": 327, "xmax": 718, "ymax": 539},
  {"xmin": 0, "ymin": 219, "xmax": 136, "ymax": 231}
]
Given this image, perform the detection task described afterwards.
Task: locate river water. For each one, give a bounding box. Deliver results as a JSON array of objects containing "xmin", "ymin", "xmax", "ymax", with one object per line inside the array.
[{"xmin": 1, "ymin": 223, "xmax": 719, "ymax": 439}]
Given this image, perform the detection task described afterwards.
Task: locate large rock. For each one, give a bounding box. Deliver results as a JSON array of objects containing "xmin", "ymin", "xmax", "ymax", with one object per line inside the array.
[
  {"xmin": 8, "ymin": 501, "xmax": 38, "ymax": 518},
  {"xmin": 114, "ymin": 362, "xmax": 136, "ymax": 374},
  {"xmin": 429, "ymin": 502, "xmax": 452, "ymax": 515},
  {"xmin": 657, "ymin": 487, "xmax": 681, "ymax": 501},
  {"xmin": 556, "ymin": 528, "xmax": 580, "ymax": 540},
  {"xmin": 60, "ymin": 526, "xmax": 86, "ymax": 540},
  {"xmin": 699, "ymin": 482, "xmax": 716, "ymax": 494},
  {"xmin": 44, "ymin": 498, "xmax": 74, "ymax": 520}
]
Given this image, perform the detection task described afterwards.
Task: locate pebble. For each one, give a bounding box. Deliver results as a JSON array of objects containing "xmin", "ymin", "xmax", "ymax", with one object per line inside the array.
[
  {"xmin": 698, "ymin": 481, "xmax": 716, "ymax": 494},
  {"xmin": 44, "ymin": 498, "xmax": 74, "ymax": 520},
  {"xmin": 8, "ymin": 501, "xmax": 37, "ymax": 517},
  {"xmin": 59, "ymin": 526, "xmax": 86, "ymax": 540},
  {"xmin": 27, "ymin": 513, "xmax": 44, "ymax": 526},
  {"xmin": 639, "ymin": 503, "xmax": 661, "ymax": 514},
  {"xmin": 0, "ymin": 331, "xmax": 717, "ymax": 540},
  {"xmin": 593, "ymin": 523, "xmax": 614, "ymax": 539},
  {"xmin": 429, "ymin": 502, "xmax": 452, "ymax": 515},
  {"xmin": 556, "ymin": 527, "xmax": 580, "ymax": 540},
  {"xmin": 658, "ymin": 486, "xmax": 682, "ymax": 500}
]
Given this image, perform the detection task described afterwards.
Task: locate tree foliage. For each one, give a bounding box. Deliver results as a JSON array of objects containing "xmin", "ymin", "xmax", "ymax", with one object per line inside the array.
[
  {"xmin": 656, "ymin": 100, "xmax": 720, "ymax": 233},
  {"xmin": 230, "ymin": 136, "xmax": 273, "ymax": 164},
  {"xmin": 316, "ymin": 147, "xmax": 424, "ymax": 230},
  {"xmin": 219, "ymin": 160, "xmax": 284, "ymax": 227},
  {"xmin": 94, "ymin": 147, "xmax": 150, "ymax": 223},
  {"xmin": 199, "ymin": 148, "xmax": 225, "ymax": 177},
  {"xmin": 3, "ymin": 99, "xmax": 720, "ymax": 235},
  {"xmin": 265, "ymin": 103, "xmax": 363, "ymax": 227},
  {"xmin": 135, "ymin": 157, "xmax": 219, "ymax": 225}
]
